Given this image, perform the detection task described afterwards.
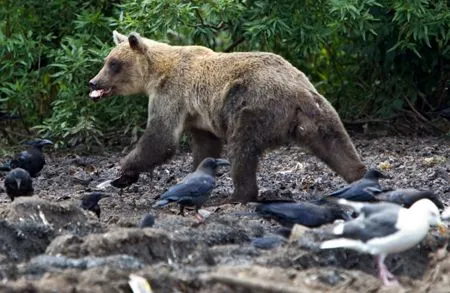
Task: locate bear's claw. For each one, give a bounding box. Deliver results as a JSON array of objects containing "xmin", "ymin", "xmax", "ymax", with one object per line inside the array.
[{"xmin": 110, "ymin": 173, "xmax": 140, "ymax": 188}]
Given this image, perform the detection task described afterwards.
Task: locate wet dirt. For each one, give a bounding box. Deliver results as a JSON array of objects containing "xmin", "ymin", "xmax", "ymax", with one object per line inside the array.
[{"xmin": 0, "ymin": 135, "xmax": 449, "ymax": 292}]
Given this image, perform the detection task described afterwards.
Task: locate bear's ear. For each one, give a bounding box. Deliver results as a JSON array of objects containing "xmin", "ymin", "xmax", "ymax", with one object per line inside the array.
[
  {"xmin": 113, "ymin": 30, "xmax": 127, "ymax": 45},
  {"xmin": 128, "ymin": 32, "xmax": 144, "ymax": 52}
]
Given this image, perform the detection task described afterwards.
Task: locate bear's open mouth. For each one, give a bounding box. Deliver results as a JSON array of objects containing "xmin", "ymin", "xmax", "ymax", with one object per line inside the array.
[{"xmin": 89, "ymin": 88, "xmax": 112, "ymax": 102}]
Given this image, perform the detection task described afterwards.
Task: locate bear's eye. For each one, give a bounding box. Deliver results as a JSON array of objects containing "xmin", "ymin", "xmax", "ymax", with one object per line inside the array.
[{"xmin": 108, "ymin": 59, "xmax": 121, "ymax": 74}]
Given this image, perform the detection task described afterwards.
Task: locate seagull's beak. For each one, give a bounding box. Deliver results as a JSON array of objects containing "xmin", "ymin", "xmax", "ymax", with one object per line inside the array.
[{"xmin": 437, "ymin": 221, "xmax": 448, "ymax": 235}]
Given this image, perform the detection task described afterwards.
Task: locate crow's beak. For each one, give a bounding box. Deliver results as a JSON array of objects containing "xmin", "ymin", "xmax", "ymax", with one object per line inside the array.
[
  {"xmin": 215, "ymin": 159, "xmax": 230, "ymax": 167},
  {"xmin": 15, "ymin": 179, "xmax": 21, "ymax": 190},
  {"xmin": 24, "ymin": 139, "xmax": 53, "ymax": 147},
  {"xmin": 39, "ymin": 139, "xmax": 54, "ymax": 146},
  {"xmin": 93, "ymin": 192, "xmax": 110, "ymax": 199},
  {"xmin": 100, "ymin": 193, "xmax": 111, "ymax": 199}
]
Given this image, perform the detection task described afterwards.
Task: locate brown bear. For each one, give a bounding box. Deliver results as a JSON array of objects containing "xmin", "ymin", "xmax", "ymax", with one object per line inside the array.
[{"xmin": 89, "ymin": 31, "xmax": 367, "ymax": 203}]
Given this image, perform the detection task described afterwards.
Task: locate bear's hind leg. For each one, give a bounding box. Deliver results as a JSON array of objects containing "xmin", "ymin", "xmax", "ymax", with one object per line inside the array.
[{"xmin": 190, "ymin": 128, "xmax": 223, "ymax": 170}]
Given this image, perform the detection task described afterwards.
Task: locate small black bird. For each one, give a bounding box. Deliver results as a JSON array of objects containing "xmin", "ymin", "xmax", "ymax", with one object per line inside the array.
[
  {"xmin": 80, "ymin": 192, "xmax": 110, "ymax": 218},
  {"xmin": 255, "ymin": 199, "xmax": 350, "ymax": 228},
  {"xmin": 327, "ymin": 168, "xmax": 390, "ymax": 202},
  {"xmin": 425, "ymin": 106, "xmax": 450, "ymax": 120},
  {"xmin": 137, "ymin": 213, "xmax": 155, "ymax": 228},
  {"xmin": 0, "ymin": 139, "xmax": 53, "ymax": 177},
  {"xmin": 4, "ymin": 168, "xmax": 34, "ymax": 201},
  {"xmin": 374, "ymin": 188, "xmax": 444, "ymax": 209},
  {"xmin": 152, "ymin": 157, "xmax": 230, "ymax": 221},
  {"xmin": 250, "ymin": 235, "xmax": 287, "ymax": 250},
  {"xmin": 0, "ymin": 111, "xmax": 20, "ymax": 120}
]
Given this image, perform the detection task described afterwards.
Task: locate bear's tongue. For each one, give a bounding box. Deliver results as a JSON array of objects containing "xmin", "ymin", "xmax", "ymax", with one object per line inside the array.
[{"xmin": 89, "ymin": 89, "xmax": 104, "ymax": 99}]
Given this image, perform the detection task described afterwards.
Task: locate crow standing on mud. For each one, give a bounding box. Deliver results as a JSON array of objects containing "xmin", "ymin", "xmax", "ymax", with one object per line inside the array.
[
  {"xmin": 0, "ymin": 139, "xmax": 53, "ymax": 177},
  {"xmin": 0, "ymin": 111, "xmax": 20, "ymax": 120},
  {"xmin": 80, "ymin": 192, "xmax": 110, "ymax": 218},
  {"xmin": 152, "ymin": 157, "xmax": 230, "ymax": 221},
  {"xmin": 373, "ymin": 188, "xmax": 444, "ymax": 209},
  {"xmin": 137, "ymin": 213, "xmax": 155, "ymax": 228},
  {"xmin": 255, "ymin": 199, "xmax": 350, "ymax": 228},
  {"xmin": 327, "ymin": 169, "xmax": 390, "ymax": 202},
  {"xmin": 3, "ymin": 168, "xmax": 34, "ymax": 201}
]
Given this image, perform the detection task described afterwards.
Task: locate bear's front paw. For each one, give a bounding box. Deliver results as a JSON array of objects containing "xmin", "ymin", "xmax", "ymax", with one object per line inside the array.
[{"xmin": 110, "ymin": 172, "xmax": 140, "ymax": 188}]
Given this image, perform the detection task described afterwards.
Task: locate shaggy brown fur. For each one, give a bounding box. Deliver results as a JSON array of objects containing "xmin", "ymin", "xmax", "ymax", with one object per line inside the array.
[{"xmin": 89, "ymin": 31, "xmax": 367, "ymax": 202}]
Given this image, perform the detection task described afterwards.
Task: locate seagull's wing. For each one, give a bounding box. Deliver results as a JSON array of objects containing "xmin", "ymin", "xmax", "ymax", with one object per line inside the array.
[{"xmin": 340, "ymin": 211, "xmax": 400, "ymax": 242}]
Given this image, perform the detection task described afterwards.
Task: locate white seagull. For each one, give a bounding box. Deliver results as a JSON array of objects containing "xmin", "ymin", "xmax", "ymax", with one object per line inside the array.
[{"xmin": 320, "ymin": 198, "xmax": 447, "ymax": 286}]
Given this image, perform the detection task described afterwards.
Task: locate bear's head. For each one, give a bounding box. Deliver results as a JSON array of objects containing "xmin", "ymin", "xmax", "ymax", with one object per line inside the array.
[{"xmin": 89, "ymin": 31, "xmax": 149, "ymax": 102}]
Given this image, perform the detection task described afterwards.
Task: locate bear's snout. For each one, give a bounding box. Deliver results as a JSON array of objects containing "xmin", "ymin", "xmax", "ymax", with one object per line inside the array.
[
  {"xmin": 89, "ymin": 79, "xmax": 98, "ymax": 90},
  {"xmin": 88, "ymin": 77, "xmax": 112, "ymax": 101}
]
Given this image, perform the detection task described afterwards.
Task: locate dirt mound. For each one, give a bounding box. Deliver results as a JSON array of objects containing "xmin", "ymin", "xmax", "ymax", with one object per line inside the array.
[
  {"xmin": 7, "ymin": 197, "xmax": 105, "ymax": 236},
  {"xmin": 45, "ymin": 228, "xmax": 198, "ymax": 264}
]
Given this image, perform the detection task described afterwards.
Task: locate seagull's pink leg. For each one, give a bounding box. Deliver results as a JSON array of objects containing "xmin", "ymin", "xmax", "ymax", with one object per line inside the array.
[
  {"xmin": 376, "ymin": 255, "xmax": 399, "ymax": 286},
  {"xmin": 195, "ymin": 212, "xmax": 205, "ymax": 223}
]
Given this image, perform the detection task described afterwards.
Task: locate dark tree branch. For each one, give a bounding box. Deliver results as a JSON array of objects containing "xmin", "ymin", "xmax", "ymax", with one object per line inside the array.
[{"xmin": 224, "ymin": 36, "xmax": 245, "ymax": 52}]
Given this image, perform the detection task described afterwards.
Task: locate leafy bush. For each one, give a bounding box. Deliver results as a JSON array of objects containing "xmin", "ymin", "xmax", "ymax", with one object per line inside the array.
[{"xmin": 1, "ymin": 0, "xmax": 448, "ymax": 147}]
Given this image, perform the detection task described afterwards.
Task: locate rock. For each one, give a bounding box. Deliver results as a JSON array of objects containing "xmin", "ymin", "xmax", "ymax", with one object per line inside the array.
[
  {"xmin": 288, "ymin": 224, "xmax": 311, "ymax": 243},
  {"xmin": 45, "ymin": 228, "xmax": 198, "ymax": 264},
  {"xmin": 158, "ymin": 215, "xmax": 264, "ymax": 247},
  {"xmin": 250, "ymin": 235, "xmax": 286, "ymax": 250},
  {"xmin": 0, "ymin": 267, "xmax": 130, "ymax": 293},
  {"xmin": 0, "ymin": 219, "xmax": 53, "ymax": 263},
  {"xmin": 24, "ymin": 254, "xmax": 144, "ymax": 275},
  {"xmin": 7, "ymin": 198, "xmax": 104, "ymax": 236}
]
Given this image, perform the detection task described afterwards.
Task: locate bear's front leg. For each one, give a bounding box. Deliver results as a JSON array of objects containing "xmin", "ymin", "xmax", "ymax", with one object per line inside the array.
[
  {"xmin": 229, "ymin": 146, "xmax": 259, "ymax": 203},
  {"xmin": 111, "ymin": 119, "xmax": 179, "ymax": 188},
  {"xmin": 228, "ymin": 109, "xmax": 262, "ymax": 203}
]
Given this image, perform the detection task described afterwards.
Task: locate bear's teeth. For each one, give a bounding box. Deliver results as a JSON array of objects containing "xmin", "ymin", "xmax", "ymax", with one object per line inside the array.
[{"xmin": 89, "ymin": 90, "xmax": 103, "ymax": 98}]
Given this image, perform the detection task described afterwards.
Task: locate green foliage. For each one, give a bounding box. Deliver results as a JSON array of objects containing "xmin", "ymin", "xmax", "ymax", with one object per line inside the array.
[
  {"xmin": 1, "ymin": 0, "xmax": 148, "ymax": 147},
  {"xmin": 1, "ymin": 0, "xmax": 448, "ymax": 147}
]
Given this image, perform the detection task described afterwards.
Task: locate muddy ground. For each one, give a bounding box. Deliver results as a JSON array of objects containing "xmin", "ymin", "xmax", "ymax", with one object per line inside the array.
[{"xmin": 0, "ymin": 135, "xmax": 449, "ymax": 293}]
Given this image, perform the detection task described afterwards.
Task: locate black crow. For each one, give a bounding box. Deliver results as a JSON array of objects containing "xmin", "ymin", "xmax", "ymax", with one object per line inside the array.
[
  {"xmin": 0, "ymin": 139, "xmax": 53, "ymax": 177},
  {"xmin": 137, "ymin": 213, "xmax": 155, "ymax": 228},
  {"xmin": 327, "ymin": 168, "xmax": 389, "ymax": 201},
  {"xmin": 374, "ymin": 188, "xmax": 444, "ymax": 209},
  {"xmin": 255, "ymin": 199, "xmax": 350, "ymax": 228},
  {"xmin": 0, "ymin": 111, "xmax": 20, "ymax": 120},
  {"xmin": 152, "ymin": 157, "xmax": 230, "ymax": 221},
  {"xmin": 80, "ymin": 192, "xmax": 110, "ymax": 218},
  {"xmin": 4, "ymin": 168, "xmax": 33, "ymax": 201}
]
